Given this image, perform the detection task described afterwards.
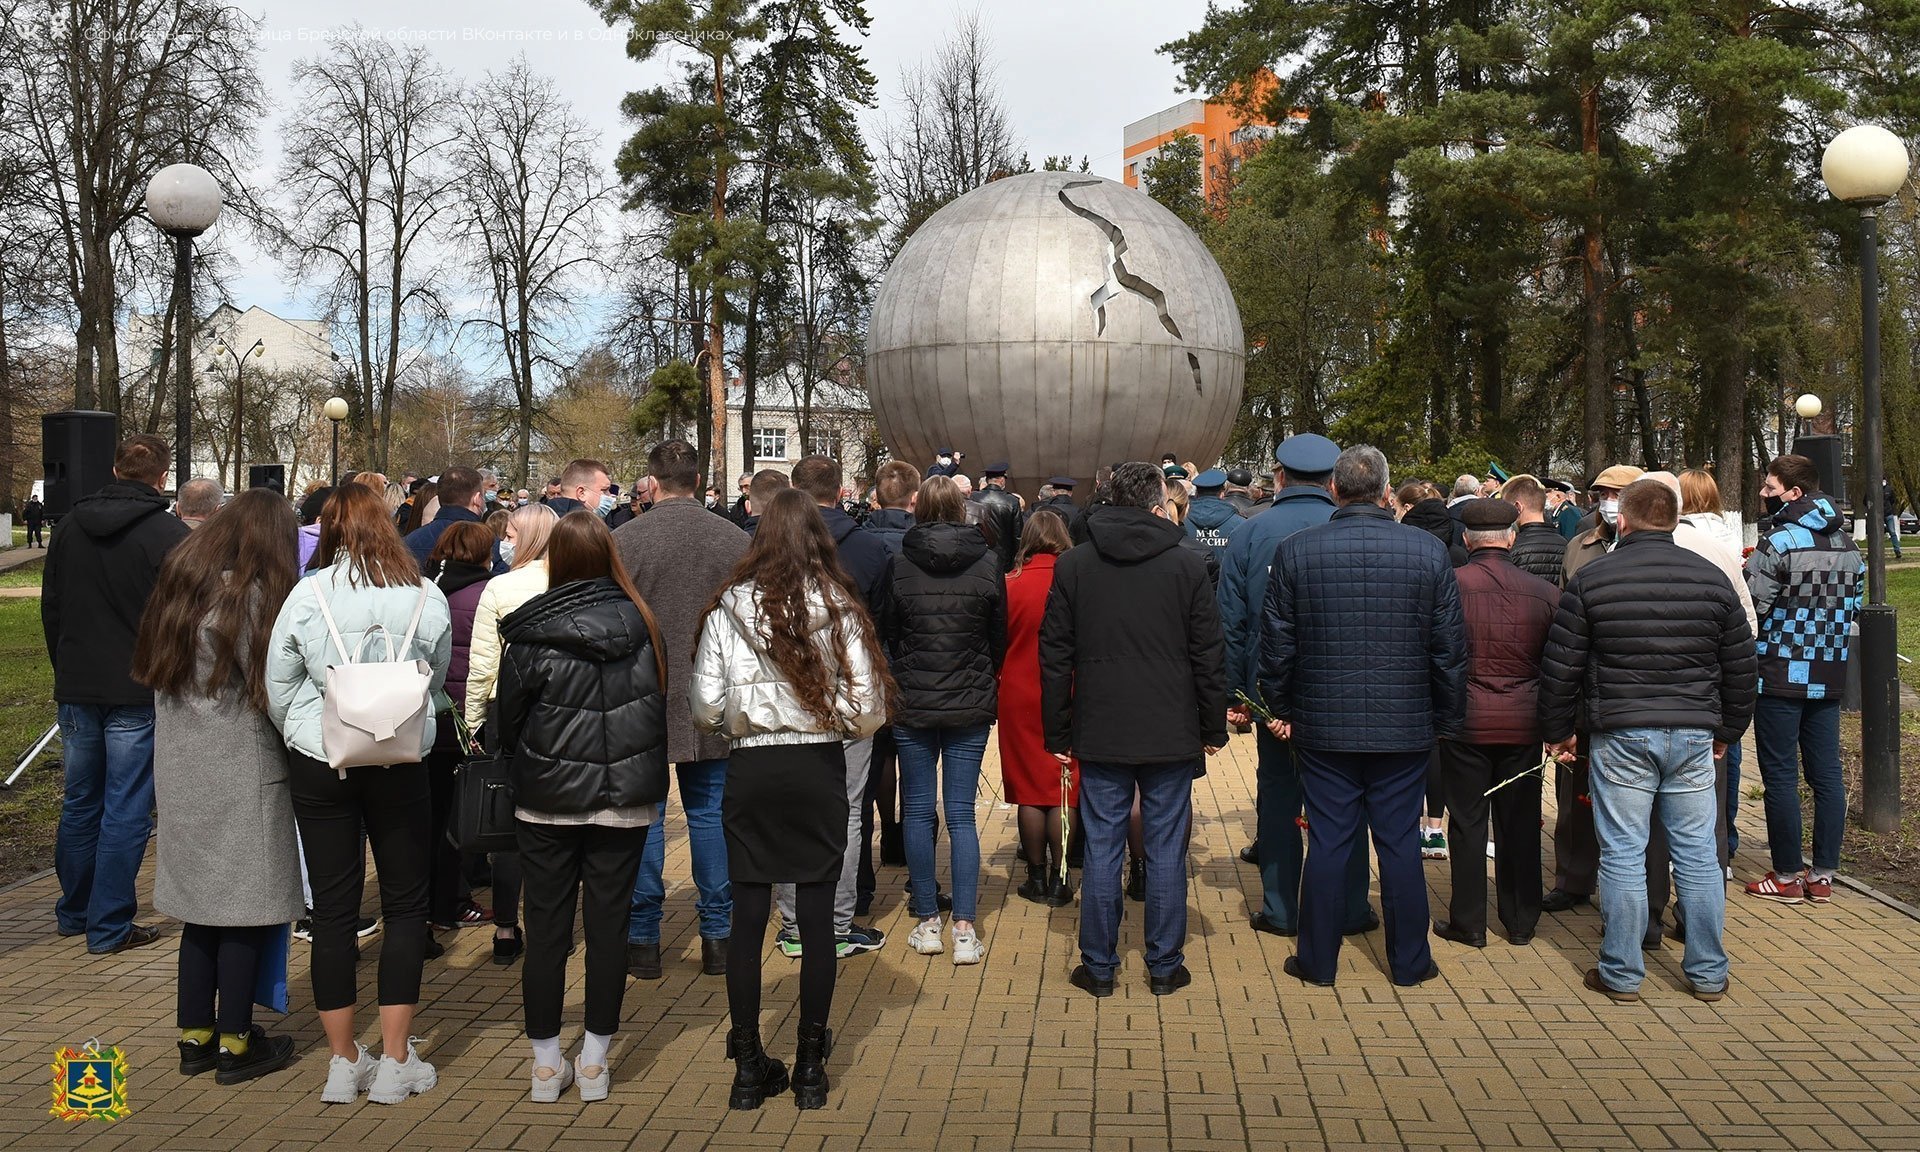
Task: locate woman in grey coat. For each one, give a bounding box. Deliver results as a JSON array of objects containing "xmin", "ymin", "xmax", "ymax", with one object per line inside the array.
[{"xmin": 132, "ymin": 488, "xmax": 304, "ymax": 1087}]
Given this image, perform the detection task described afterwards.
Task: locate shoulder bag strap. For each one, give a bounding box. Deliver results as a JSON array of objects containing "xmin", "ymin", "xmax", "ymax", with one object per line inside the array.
[
  {"xmin": 398, "ymin": 580, "xmax": 430, "ymax": 655},
  {"xmin": 310, "ymin": 580, "xmax": 355, "ymax": 666}
]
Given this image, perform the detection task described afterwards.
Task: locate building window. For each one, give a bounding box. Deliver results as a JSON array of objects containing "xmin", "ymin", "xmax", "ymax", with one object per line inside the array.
[
  {"xmin": 807, "ymin": 430, "xmax": 836, "ymax": 459},
  {"xmin": 1126, "ymin": 163, "xmax": 1136, "ymax": 180},
  {"xmin": 752, "ymin": 426, "xmax": 788, "ymax": 461}
]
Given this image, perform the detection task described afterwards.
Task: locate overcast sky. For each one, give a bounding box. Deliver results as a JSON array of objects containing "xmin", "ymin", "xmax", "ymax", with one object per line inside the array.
[{"xmin": 225, "ymin": 0, "xmax": 1215, "ymax": 322}]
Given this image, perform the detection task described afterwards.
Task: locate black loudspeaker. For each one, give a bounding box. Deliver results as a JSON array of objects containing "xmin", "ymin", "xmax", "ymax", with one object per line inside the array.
[
  {"xmin": 248, "ymin": 464, "xmax": 286, "ymax": 493},
  {"xmin": 41, "ymin": 410, "xmax": 119, "ymax": 517},
  {"xmin": 1793, "ymin": 434, "xmax": 1846, "ymax": 506}
]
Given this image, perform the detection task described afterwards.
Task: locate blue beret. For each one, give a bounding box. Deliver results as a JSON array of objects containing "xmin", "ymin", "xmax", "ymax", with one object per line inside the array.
[
  {"xmin": 1048, "ymin": 476, "xmax": 1077, "ymax": 488},
  {"xmin": 1194, "ymin": 468, "xmax": 1228, "ymax": 489},
  {"xmin": 1275, "ymin": 433, "xmax": 1339, "ymax": 474}
]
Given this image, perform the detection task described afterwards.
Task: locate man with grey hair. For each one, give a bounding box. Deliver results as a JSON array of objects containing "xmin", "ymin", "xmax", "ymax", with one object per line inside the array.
[
  {"xmin": 1450, "ymin": 475, "xmax": 1480, "ymax": 505},
  {"xmin": 174, "ymin": 478, "xmax": 224, "ymax": 528},
  {"xmin": 1259, "ymin": 445, "xmax": 1466, "ymax": 987}
]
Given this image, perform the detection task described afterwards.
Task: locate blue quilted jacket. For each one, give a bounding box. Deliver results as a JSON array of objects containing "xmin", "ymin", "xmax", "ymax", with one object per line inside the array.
[
  {"xmin": 1218, "ymin": 484, "xmax": 1336, "ymax": 699},
  {"xmin": 1257, "ymin": 502, "xmax": 1467, "ymax": 752}
]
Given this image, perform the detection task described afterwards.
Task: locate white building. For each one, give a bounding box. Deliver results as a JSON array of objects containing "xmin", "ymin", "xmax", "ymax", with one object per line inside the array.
[
  {"xmin": 125, "ymin": 303, "xmax": 341, "ymax": 491},
  {"xmin": 722, "ymin": 366, "xmax": 882, "ymax": 483}
]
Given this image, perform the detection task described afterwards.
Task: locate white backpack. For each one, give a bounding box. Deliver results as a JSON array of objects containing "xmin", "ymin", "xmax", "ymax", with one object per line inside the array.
[{"xmin": 311, "ymin": 579, "xmax": 434, "ymax": 777}]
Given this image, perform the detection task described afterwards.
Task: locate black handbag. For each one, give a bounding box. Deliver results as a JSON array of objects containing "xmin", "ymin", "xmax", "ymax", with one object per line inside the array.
[{"xmin": 449, "ymin": 712, "xmax": 517, "ymax": 854}]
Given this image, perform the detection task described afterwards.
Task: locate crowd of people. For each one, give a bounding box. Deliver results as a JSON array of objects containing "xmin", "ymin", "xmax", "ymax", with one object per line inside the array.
[{"xmin": 37, "ymin": 424, "xmax": 1864, "ymax": 1110}]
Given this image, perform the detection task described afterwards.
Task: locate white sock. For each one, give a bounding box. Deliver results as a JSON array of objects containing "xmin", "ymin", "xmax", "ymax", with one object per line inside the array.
[
  {"xmin": 531, "ymin": 1036, "xmax": 563, "ymax": 1071},
  {"xmin": 580, "ymin": 1031, "xmax": 612, "ymax": 1070}
]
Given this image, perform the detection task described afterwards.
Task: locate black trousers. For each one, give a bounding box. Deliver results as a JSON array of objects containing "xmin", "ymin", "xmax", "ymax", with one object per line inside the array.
[
  {"xmin": 288, "ymin": 751, "xmax": 431, "ymax": 1012},
  {"xmin": 1438, "ymin": 740, "xmax": 1543, "ymax": 939},
  {"xmin": 859, "ymin": 725, "xmax": 900, "ymax": 895},
  {"xmin": 425, "ymin": 716, "xmax": 472, "ymax": 926},
  {"xmin": 26, "ymin": 523, "xmax": 43, "ymax": 547},
  {"xmin": 517, "ymin": 820, "xmax": 649, "ymax": 1039},
  {"xmin": 177, "ymin": 922, "xmax": 273, "ymax": 1034},
  {"xmin": 1552, "ymin": 737, "xmax": 1599, "ymax": 895}
]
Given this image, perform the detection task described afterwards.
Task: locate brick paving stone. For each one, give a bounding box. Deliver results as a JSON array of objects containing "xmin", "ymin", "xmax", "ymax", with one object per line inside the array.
[{"xmin": 5, "ymin": 732, "xmax": 1920, "ymax": 1150}]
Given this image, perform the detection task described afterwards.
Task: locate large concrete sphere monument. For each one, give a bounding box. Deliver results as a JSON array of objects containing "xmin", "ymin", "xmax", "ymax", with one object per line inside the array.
[{"xmin": 866, "ymin": 171, "xmax": 1245, "ymax": 496}]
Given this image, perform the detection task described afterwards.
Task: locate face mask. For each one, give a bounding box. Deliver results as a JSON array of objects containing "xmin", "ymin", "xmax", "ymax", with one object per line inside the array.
[
  {"xmin": 498, "ymin": 539, "xmax": 515, "ymax": 567},
  {"xmin": 1764, "ymin": 493, "xmax": 1786, "ymax": 517},
  {"xmin": 1598, "ymin": 498, "xmax": 1620, "ymax": 528},
  {"xmin": 938, "ymin": 455, "xmax": 952, "ymax": 466},
  {"xmin": 484, "ymin": 490, "xmax": 497, "ymax": 504},
  {"xmin": 597, "ymin": 494, "xmax": 617, "ymax": 516}
]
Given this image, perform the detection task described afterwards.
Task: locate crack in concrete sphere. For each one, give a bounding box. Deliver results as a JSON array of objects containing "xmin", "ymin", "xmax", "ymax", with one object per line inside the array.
[{"xmin": 867, "ymin": 171, "xmax": 1245, "ymax": 497}]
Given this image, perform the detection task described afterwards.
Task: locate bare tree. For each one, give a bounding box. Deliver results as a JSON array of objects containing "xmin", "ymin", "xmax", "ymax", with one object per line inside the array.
[
  {"xmin": 876, "ymin": 9, "xmax": 1025, "ymax": 245},
  {"xmin": 0, "ymin": 0, "xmax": 265, "ymax": 414},
  {"xmin": 276, "ymin": 33, "xmax": 456, "ymax": 472},
  {"xmin": 452, "ymin": 56, "xmax": 613, "ymax": 486}
]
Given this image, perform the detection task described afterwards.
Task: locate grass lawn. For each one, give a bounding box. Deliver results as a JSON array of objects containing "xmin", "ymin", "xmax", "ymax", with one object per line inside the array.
[
  {"xmin": 0, "ymin": 598, "xmax": 59, "ymax": 887},
  {"xmin": 0, "ymin": 558, "xmax": 43, "ymax": 589}
]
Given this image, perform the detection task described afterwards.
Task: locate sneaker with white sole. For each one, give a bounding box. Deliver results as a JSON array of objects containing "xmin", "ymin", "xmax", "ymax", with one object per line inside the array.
[
  {"xmin": 951, "ymin": 925, "xmax": 985, "ymax": 966},
  {"xmin": 321, "ymin": 1042, "xmax": 377, "ymax": 1104},
  {"xmin": 367, "ymin": 1039, "xmax": 437, "ymax": 1104},
  {"xmin": 575, "ymin": 1056, "xmax": 610, "ymax": 1103},
  {"xmin": 529, "ymin": 1059, "xmax": 574, "ymax": 1104},
  {"xmin": 908, "ymin": 916, "xmax": 944, "ymax": 955},
  {"xmin": 1420, "ymin": 831, "xmax": 1448, "ymax": 860}
]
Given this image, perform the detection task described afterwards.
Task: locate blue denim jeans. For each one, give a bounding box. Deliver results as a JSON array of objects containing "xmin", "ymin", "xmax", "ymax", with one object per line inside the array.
[
  {"xmin": 1079, "ymin": 758, "xmax": 1194, "ymax": 979},
  {"xmin": 1752, "ymin": 695, "xmax": 1845, "ymax": 875},
  {"xmin": 1255, "ymin": 726, "xmax": 1372, "ymax": 931},
  {"xmin": 1588, "ymin": 728, "xmax": 1727, "ymax": 993},
  {"xmin": 896, "ymin": 725, "xmax": 988, "ymax": 922},
  {"xmin": 54, "ymin": 703, "xmax": 157, "ymax": 950},
  {"xmin": 1723, "ymin": 739, "xmax": 1743, "ymax": 858},
  {"xmin": 628, "ymin": 759, "xmax": 731, "ymax": 943}
]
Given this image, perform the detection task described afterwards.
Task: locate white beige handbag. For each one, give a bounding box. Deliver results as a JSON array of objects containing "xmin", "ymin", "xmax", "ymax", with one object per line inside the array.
[{"xmin": 311, "ymin": 579, "xmax": 434, "ymax": 777}]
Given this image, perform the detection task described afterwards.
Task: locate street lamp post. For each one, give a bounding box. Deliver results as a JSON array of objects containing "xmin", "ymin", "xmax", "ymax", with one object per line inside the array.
[
  {"xmin": 1822, "ymin": 124, "xmax": 1912, "ymax": 834},
  {"xmin": 208, "ymin": 338, "xmax": 265, "ymax": 492},
  {"xmin": 144, "ymin": 164, "xmax": 223, "ymax": 479},
  {"xmin": 324, "ymin": 395, "xmax": 349, "ymax": 486}
]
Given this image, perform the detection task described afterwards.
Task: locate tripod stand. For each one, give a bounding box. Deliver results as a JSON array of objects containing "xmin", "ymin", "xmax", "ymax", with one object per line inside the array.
[{"xmin": 3, "ymin": 723, "xmax": 60, "ymax": 789}]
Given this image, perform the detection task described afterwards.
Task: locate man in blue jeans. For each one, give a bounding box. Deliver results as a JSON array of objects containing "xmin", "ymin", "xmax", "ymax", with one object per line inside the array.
[
  {"xmin": 1041, "ymin": 463, "xmax": 1228, "ymax": 998},
  {"xmin": 1743, "ymin": 455, "xmax": 1863, "ymax": 907},
  {"xmin": 1539, "ymin": 479, "xmax": 1756, "ymax": 1003},
  {"xmin": 43, "ymin": 433, "xmax": 190, "ymax": 954},
  {"xmin": 612, "ymin": 440, "xmax": 747, "ymax": 978}
]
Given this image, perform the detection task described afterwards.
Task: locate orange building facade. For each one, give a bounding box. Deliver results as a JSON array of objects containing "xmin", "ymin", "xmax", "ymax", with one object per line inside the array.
[{"xmin": 1121, "ymin": 72, "xmax": 1298, "ymax": 206}]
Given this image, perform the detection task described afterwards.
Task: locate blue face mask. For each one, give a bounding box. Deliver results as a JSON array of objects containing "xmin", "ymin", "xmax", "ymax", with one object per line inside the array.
[
  {"xmin": 484, "ymin": 490, "xmax": 497, "ymax": 504},
  {"xmin": 597, "ymin": 494, "xmax": 617, "ymax": 516}
]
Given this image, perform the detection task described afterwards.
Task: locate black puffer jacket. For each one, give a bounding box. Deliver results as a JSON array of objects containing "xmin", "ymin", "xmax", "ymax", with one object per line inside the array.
[
  {"xmin": 863, "ymin": 507, "xmax": 916, "ymax": 556},
  {"xmin": 888, "ymin": 521, "xmax": 1006, "ymax": 729},
  {"xmin": 1508, "ymin": 521, "xmax": 1568, "ymax": 586},
  {"xmin": 1538, "ymin": 530, "xmax": 1756, "ymax": 745},
  {"xmin": 495, "ymin": 577, "xmax": 670, "ymax": 815},
  {"xmin": 1040, "ymin": 504, "xmax": 1229, "ymax": 762},
  {"xmin": 1259, "ymin": 502, "xmax": 1467, "ymax": 753}
]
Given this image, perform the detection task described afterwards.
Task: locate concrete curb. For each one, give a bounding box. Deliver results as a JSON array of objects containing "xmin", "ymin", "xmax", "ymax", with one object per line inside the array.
[
  {"xmin": 0, "ymin": 865, "xmax": 55, "ymax": 897},
  {"xmin": 1836, "ymin": 873, "xmax": 1920, "ymax": 922}
]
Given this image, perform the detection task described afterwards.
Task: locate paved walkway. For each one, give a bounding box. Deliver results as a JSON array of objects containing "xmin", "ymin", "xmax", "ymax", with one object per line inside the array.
[{"xmin": 3, "ymin": 735, "xmax": 1919, "ymax": 1151}]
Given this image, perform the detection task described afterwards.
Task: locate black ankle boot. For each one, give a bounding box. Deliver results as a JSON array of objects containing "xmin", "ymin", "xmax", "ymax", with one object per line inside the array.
[
  {"xmin": 1047, "ymin": 867, "xmax": 1075, "ymax": 907},
  {"xmin": 1126, "ymin": 858, "xmax": 1146, "ymax": 902},
  {"xmin": 791, "ymin": 1021, "xmax": 834, "ymax": 1110},
  {"xmin": 725, "ymin": 1026, "xmax": 788, "ymax": 1110},
  {"xmin": 1015, "ymin": 859, "xmax": 1050, "ymax": 904}
]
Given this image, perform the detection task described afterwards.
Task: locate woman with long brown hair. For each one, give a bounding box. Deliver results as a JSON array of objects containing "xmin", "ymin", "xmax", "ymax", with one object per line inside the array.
[
  {"xmin": 998, "ymin": 509, "xmax": 1078, "ymax": 905},
  {"xmin": 494, "ymin": 510, "xmax": 669, "ymax": 1104},
  {"xmin": 136, "ymin": 489, "xmax": 303, "ymax": 1086},
  {"xmin": 691, "ymin": 489, "xmax": 888, "ymax": 1112},
  {"xmin": 265, "ymin": 482, "xmax": 452, "ymax": 1106}
]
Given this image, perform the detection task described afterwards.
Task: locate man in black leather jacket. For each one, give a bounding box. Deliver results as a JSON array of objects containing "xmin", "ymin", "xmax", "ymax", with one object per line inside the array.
[{"xmin": 972, "ymin": 462, "xmax": 1023, "ymax": 573}]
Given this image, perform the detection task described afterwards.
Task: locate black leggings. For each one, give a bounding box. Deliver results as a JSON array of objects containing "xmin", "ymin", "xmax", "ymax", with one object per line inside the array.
[
  {"xmin": 177, "ymin": 923, "xmax": 273, "ymax": 1034},
  {"xmin": 288, "ymin": 751, "xmax": 431, "ymax": 1012},
  {"xmin": 729, "ymin": 880, "xmax": 834, "ymax": 1033}
]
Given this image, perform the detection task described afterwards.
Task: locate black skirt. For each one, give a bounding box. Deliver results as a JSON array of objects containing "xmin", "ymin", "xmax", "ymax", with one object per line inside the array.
[{"xmin": 723, "ymin": 741, "xmax": 848, "ymax": 884}]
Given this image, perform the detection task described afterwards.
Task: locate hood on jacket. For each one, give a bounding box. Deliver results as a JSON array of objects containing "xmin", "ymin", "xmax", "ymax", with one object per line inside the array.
[
  {"xmin": 718, "ymin": 581, "xmax": 835, "ymax": 655},
  {"xmin": 69, "ymin": 481, "xmax": 172, "ymax": 538},
  {"xmin": 902, "ymin": 520, "xmax": 990, "ymax": 573},
  {"xmin": 1400, "ymin": 498, "xmax": 1457, "ymax": 546},
  {"xmin": 818, "ymin": 504, "xmax": 861, "ymax": 544},
  {"xmin": 1086, "ymin": 504, "xmax": 1184, "ymax": 564},
  {"xmin": 865, "ymin": 508, "xmax": 916, "ymax": 532},
  {"xmin": 1769, "ymin": 493, "xmax": 1844, "ymax": 537},
  {"xmin": 1188, "ymin": 496, "xmax": 1241, "ymax": 531},
  {"xmin": 501, "ymin": 577, "xmax": 648, "ymax": 662},
  {"xmin": 436, "ymin": 560, "xmax": 492, "ymax": 598}
]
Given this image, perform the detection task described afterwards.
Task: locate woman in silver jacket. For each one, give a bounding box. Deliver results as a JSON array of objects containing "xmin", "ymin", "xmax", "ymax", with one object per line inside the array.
[{"xmin": 690, "ymin": 489, "xmax": 887, "ymax": 1113}]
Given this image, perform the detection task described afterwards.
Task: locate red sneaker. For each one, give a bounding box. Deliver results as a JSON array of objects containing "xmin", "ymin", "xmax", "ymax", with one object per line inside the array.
[
  {"xmin": 1802, "ymin": 874, "xmax": 1833, "ymax": 904},
  {"xmin": 1745, "ymin": 872, "xmax": 1805, "ymax": 904}
]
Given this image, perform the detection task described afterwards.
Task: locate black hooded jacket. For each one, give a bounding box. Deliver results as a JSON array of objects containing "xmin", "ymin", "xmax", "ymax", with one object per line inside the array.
[
  {"xmin": 1039, "ymin": 504, "xmax": 1229, "ymax": 763},
  {"xmin": 1401, "ymin": 498, "xmax": 1468, "ymax": 567},
  {"xmin": 887, "ymin": 521, "xmax": 1007, "ymax": 729},
  {"xmin": 42, "ymin": 479, "xmax": 191, "ymax": 705},
  {"xmin": 495, "ymin": 577, "xmax": 670, "ymax": 816}
]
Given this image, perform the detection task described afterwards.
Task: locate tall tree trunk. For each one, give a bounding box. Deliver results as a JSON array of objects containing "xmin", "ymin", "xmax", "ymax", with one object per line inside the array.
[
  {"xmin": 707, "ymin": 49, "xmax": 730, "ymax": 490},
  {"xmin": 1717, "ymin": 342, "xmax": 1749, "ymax": 516}
]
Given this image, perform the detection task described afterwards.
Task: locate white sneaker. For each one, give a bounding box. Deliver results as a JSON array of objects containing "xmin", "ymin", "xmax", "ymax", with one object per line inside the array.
[
  {"xmin": 575, "ymin": 1056, "xmax": 610, "ymax": 1103},
  {"xmin": 321, "ymin": 1042, "xmax": 377, "ymax": 1104},
  {"xmin": 529, "ymin": 1059, "xmax": 574, "ymax": 1104},
  {"xmin": 367, "ymin": 1039, "xmax": 437, "ymax": 1104},
  {"xmin": 908, "ymin": 916, "xmax": 945, "ymax": 955},
  {"xmin": 951, "ymin": 925, "xmax": 985, "ymax": 966}
]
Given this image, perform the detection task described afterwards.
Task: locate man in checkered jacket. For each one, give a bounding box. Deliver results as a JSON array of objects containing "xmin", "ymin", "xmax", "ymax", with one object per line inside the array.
[{"xmin": 1743, "ymin": 455, "xmax": 1864, "ymax": 907}]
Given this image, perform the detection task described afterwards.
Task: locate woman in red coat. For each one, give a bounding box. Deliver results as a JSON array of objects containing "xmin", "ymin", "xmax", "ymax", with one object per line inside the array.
[{"xmin": 998, "ymin": 510, "xmax": 1079, "ymax": 906}]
